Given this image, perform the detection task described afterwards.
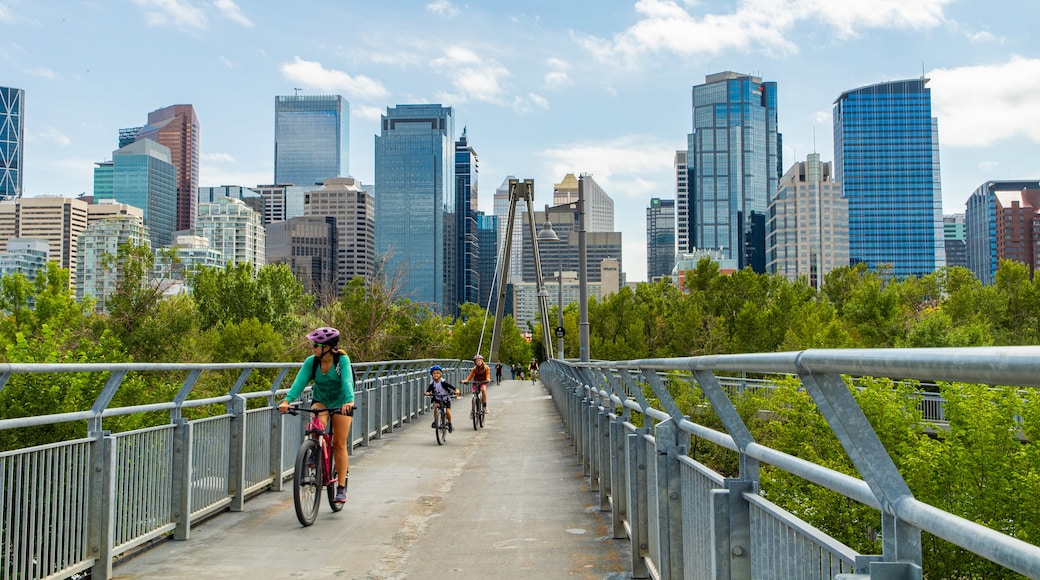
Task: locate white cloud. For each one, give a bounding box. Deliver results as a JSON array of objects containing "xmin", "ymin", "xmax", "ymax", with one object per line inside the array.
[
  {"xmin": 202, "ymin": 152, "xmax": 235, "ymax": 163},
  {"xmin": 280, "ymin": 57, "xmax": 389, "ymax": 100},
  {"xmin": 131, "ymin": 0, "xmax": 208, "ymax": 29},
  {"xmin": 25, "ymin": 66, "xmax": 57, "ymax": 79},
  {"xmin": 576, "ymin": 0, "xmax": 953, "ymax": 65},
  {"xmin": 0, "ymin": 4, "xmax": 12, "ymax": 23},
  {"xmin": 544, "ymin": 58, "xmax": 573, "ymax": 89},
  {"xmin": 977, "ymin": 161, "xmax": 1000, "ymax": 172},
  {"xmin": 39, "ymin": 125, "xmax": 71, "ymax": 147},
  {"xmin": 432, "ymin": 48, "xmax": 511, "ymax": 105},
  {"xmin": 541, "ymin": 136, "xmax": 675, "ymax": 200},
  {"xmin": 929, "ymin": 55, "xmax": 1040, "ymax": 147},
  {"xmin": 512, "ymin": 93, "xmax": 550, "ymax": 113},
  {"xmin": 426, "ymin": 0, "xmax": 459, "ymax": 17},
  {"xmin": 213, "ymin": 0, "xmax": 253, "ymax": 27},
  {"xmin": 354, "ymin": 105, "xmax": 386, "ymax": 122}
]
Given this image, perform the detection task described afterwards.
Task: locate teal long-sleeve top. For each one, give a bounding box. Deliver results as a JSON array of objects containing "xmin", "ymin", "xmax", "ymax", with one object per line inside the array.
[{"xmin": 285, "ymin": 354, "xmax": 354, "ymax": 408}]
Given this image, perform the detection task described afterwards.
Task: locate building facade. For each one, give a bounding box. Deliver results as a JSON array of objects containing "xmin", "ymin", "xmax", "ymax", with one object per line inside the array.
[
  {"xmin": 126, "ymin": 105, "xmax": 200, "ymax": 232},
  {"xmin": 453, "ymin": 128, "xmax": 479, "ymax": 314},
  {"xmin": 492, "ymin": 175, "xmax": 524, "ymax": 284},
  {"xmin": 477, "ymin": 212, "xmax": 499, "ymax": 311},
  {"xmin": 95, "ymin": 139, "xmax": 178, "ymax": 248},
  {"xmin": 265, "ymin": 216, "xmax": 338, "ymax": 295},
  {"xmin": 523, "ymin": 204, "xmax": 623, "ymax": 285},
  {"xmin": 374, "ymin": 104, "xmax": 455, "ymax": 312},
  {"xmin": 674, "ymin": 150, "xmax": 690, "ymax": 253},
  {"xmin": 943, "ymin": 213, "xmax": 967, "ymax": 270},
  {"xmin": 0, "ymin": 196, "xmax": 89, "ymax": 288},
  {"xmin": 688, "ymin": 72, "xmax": 781, "ymax": 273},
  {"xmin": 302, "ymin": 177, "xmax": 375, "ymax": 292},
  {"xmin": 767, "ymin": 153, "xmax": 848, "ymax": 288},
  {"xmin": 274, "ymin": 95, "xmax": 349, "ymax": 187},
  {"xmin": 966, "ymin": 181, "xmax": 1040, "ymax": 284},
  {"xmin": 553, "ymin": 173, "xmax": 615, "ymax": 233},
  {"xmin": 0, "ymin": 87, "xmax": 24, "ymax": 200},
  {"xmin": 647, "ymin": 198, "xmax": 676, "ymax": 282},
  {"xmin": 195, "ymin": 197, "xmax": 266, "ymax": 273},
  {"xmin": 834, "ymin": 78, "xmax": 945, "ymax": 278},
  {"xmin": 0, "ymin": 238, "xmax": 49, "ymax": 281},
  {"xmin": 76, "ymin": 214, "xmax": 150, "ymax": 305}
]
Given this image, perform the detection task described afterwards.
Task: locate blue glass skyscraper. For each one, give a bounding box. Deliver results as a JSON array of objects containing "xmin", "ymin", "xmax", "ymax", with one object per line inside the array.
[
  {"xmin": 95, "ymin": 139, "xmax": 178, "ymax": 248},
  {"xmin": 0, "ymin": 86, "xmax": 24, "ymax": 200},
  {"xmin": 834, "ymin": 78, "xmax": 945, "ymax": 277},
  {"xmin": 688, "ymin": 72, "xmax": 780, "ymax": 273},
  {"xmin": 274, "ymin": 95, "xmax": 349, "ymax": 187},
  {"xmin": 454, "ymin": 128, "xmax": 479, "ymax": 315},
  {"xmin": 374, "ymin": 104, "xmax": 455, "ymax": 313}
]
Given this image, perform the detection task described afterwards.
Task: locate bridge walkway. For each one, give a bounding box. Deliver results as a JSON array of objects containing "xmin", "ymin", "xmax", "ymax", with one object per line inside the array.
[{"xmin": 112, "ymin": 379, "xmax": 630, "ymax": 579}]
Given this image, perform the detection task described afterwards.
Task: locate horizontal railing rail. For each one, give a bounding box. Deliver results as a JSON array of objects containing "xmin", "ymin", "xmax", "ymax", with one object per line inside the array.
[
  {"xmin": 541, "ymin": 346, "xmax": 1040, "ymax": 580},
  {"xmin": 0, "ymin": 358, "xmax": 468, "ymax": 580}
]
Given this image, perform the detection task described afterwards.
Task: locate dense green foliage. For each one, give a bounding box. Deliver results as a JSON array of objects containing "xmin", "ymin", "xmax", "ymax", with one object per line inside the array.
[{"xmin": 1, "ymin": 246, "xmax": 1039, "ymax": 576}]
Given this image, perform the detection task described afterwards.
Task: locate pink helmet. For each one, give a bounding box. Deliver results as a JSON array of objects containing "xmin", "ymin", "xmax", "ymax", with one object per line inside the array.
[
  {"xmin": 306, "ymin": 327, "xmax": 340, "ymax": 346},
  {"xmin": 474, "ymin": 354, "xmax": 484, "ymax": 361}
]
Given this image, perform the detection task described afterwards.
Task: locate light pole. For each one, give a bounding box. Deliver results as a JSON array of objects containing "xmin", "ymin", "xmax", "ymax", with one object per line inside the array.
[
  {"xmin": 577, "ymin": 175, "xmax": 590, "ymax": 362},
  {"xmin": 534, "ymin": 207, "xmax": 565, "ymax": 360}
]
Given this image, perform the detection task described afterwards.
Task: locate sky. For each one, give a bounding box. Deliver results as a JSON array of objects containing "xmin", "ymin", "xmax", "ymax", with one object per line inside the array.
[{"xmin": 4, "ymin": 0, "xmax": 1040, "ymax": 282}]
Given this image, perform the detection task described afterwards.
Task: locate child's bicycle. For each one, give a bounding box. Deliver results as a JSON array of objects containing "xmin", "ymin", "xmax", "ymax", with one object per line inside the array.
[
  {"xmin": 425, "ymin": 393, "xmax": 453, "ymax": 445},
  {"xmin": 285, "ymin": 405, "xmax": 355, "ymax": 526},
  {"xmin": 461, "ymin": 380, "xmax": 487, "ymax": 430}
]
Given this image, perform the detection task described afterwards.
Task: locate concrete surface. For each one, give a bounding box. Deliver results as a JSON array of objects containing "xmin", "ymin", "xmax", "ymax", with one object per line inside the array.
[{"xmin": 112, "ymin": 379, "xmax": 631, "ymax": 579}]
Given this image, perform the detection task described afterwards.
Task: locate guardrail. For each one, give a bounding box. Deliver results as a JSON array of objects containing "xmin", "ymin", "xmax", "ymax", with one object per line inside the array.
[
  {"xmin": 540, "ymin": 347, "xmax": 1040, "ymax": 579},
  {"xmin": 0, "ymin": 359, "xmax": 467, "ymax": 580}
]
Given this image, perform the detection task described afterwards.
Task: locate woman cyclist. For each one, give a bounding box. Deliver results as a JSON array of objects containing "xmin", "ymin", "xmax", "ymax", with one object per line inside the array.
[
  {"xmin": 279, "ymin": 327, "xmax": 355, "ymax": 504},
  {"xmin": 463, "ymin": 354, "xmax": 491, "ymax": 413},
  {"xmin": 425, "ymin": 365, "xmax": 458, "ymax": 432}
]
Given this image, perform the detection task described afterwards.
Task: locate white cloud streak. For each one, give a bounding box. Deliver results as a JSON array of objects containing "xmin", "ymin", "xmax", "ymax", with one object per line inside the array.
[
  {"xmin": 541, "ymin": 136, "xmax": 675, "ymax": 199},
  {"xmin": 929, "ymin": 55, "xmax": 1040, "ymax": 147},
  {"xmin": 131, "ymin": 0, "xmax": 208, "ymax": 29},
  {"xmin": 280, "ymin": 57, "xmax": 390, "ymax": 101},
  {"xmin": 213, "ymin": 0, "xmax": 253, "ymax": 27},
  {"xmin": 426, "ymin": 0, "xmax": 459, "ymax": 17},
  {"xmin": 432, "ymin": 47, "xmax": 512, "ymax": 105}
]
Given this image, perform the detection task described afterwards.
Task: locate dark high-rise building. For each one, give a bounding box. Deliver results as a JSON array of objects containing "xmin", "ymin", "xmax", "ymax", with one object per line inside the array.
[
  {"xmin": 834, "ymin": 78, "xmax": 945, "ymax": 277},
  {"xmin": 647, "ymin": 198, "xmax": 676, "ymax": 281},
  {"xmin": 943, "ymin": 214, "xmax": 967, "ymax": 270},
  {"xmin": 265, "ymin": 216, "xmax": 338, "ymax": 295},
  {"xmin": 0, "ymin": 86, "xmax": 25, "ymax": 200},
  {"xmin": 966, "ymin": 181, "xmax": 1040, "ymax": 283},
  {"xmin": 477, "ymin": 212, "xmax": 499, "ymax": 312},
  {"xmin": 126, "ymin": 104, "xmax": 200, "ymax": 232},
  {"xmin": 523, "ymin": 203, "xmax": 622, "ymax": 284},
  {"xmin": 374, "ymin": 104, "xmax": 455, "ymax": 313},
  {"xmin": 688, "ymin": 72, "xmax": 780, "ymax": 273},
  {"xmin": 454, "ymin": 128, "xmax": 479, "ymax": 314},
  {"xmin": 274, "ymin": 95, "xmax": 349, "ymax": 187}
]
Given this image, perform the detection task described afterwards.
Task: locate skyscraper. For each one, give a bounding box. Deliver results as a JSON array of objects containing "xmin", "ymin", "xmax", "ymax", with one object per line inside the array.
[
  {"xmin": 493, "ymin": 175, "xmax": 524, "ymax": 284},
  {"xmin": 303, "ymin": 177, "xmax": 375, "ymax": 291},
  {"xmin": 96, "ymin": 139, "xmax": 178, "ymax": 248},
  {"xmin": 646, "ymin": 198, "xmax": 676, "ymax": 282},
  {"xmin": 274, "ymin": 95, "xmax": 349, "ymax": 187},
  {"xmin": 965, "ymin": 180, "xmax": 1040, "ymax": 284},
  {"xmin": 943, "ymin": 213, "xmax": 968, "ymax": 270},
  {"xmin": 374, "ymin": 104, "xmax": 455, "ymax": 312},
  {"xmin": 767, "ymin": 153, "xmax": 848, "ymax": 288},
  {"xmin": 0, "ymin": 87, "xmax": 24, "ymax": 200},
  {"xmin": 553, "ymin": 173, "xmax": 614, "ymax": 232},
  {"xmin": 834, "ymin": 78, "xmax": 945, "ymax": 277},
  {"xmin": 133, "ymin": 105, "xmax": 200, "ymax": 232},
  {"xmin": 454, "ymin": 128, "xmax": 479, "ymax": 314},
  {"xmin": 477, "ymin": 212, "xmax": 499, "ymax": 311},
  {"xmin": 195, "ymin": 197, "xmax": 266, "ymax": 273},
  {"xmin": 688, "ymin": 72, "xmax": 781, "ymax": 273},
  {"xmin": 674, "ymin": 151, "xmax": 690, "ymax": 253}
]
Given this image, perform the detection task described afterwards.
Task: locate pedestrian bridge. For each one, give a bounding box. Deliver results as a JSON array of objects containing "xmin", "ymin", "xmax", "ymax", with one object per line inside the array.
[{"xmin": 2, "ymin": 348, "xmax": 1040, "ymax": 579}]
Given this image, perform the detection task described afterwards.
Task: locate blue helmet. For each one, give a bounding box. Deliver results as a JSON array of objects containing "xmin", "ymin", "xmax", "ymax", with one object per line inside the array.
[{"xmin": 430, "ymin": 365, "xmax": 443, "ymax": 374}]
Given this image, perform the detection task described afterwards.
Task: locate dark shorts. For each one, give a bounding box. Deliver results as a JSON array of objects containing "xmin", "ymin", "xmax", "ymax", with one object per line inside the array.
[{"xmin": 432, "ymin": 396, "xmax": 452, "ymax": 409}]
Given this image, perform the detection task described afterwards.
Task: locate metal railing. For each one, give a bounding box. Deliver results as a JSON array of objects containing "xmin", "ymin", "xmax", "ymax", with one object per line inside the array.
[
  {"xmin": 540, "ymin": 347, "xmax": 1040, "ymax": 579},
  {"xmin": 0, "ymin": 358, "xmax": 467, "ymax": 580}
]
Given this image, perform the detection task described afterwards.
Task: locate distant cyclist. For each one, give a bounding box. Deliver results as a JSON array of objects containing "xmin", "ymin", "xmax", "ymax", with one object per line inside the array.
[
  {"xmin": 425, "ymin": 365, "xmax": 457, "ymax": 433},
  {"xmin": 463, "ymin": 354, "xmax": 491, "ymax": 413},
  {"xmin": 528, "ymin": 358, "xmax": 539, "ymax": 384},
  {"xmin": 279, "ymin": 327, "xmax": 354, "ymax": 504}
]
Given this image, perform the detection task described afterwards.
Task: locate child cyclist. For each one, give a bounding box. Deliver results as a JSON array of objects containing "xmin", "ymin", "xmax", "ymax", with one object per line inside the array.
[
  {"xmin": 425, "ymin": 365, "xmax": 458, "ymax": 432},
  {"xmin": 463, "ymin": 354, "xmax": 491, "ymax": 412},
  {"xmin": 279, "ymin": 327, "xmax": 354, "ymax": 504}
]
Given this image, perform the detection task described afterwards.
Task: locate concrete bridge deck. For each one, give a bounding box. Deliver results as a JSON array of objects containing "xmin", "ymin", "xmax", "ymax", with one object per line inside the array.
[{"xmin": 112, "ymin": 379, "xmax": 630, "ymax": 579}]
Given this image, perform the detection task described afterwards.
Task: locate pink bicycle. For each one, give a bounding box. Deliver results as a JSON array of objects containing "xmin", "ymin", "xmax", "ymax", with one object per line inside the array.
[{"xmin": 286, "ymin": 405, "xmax": 354, "ymax": 526}]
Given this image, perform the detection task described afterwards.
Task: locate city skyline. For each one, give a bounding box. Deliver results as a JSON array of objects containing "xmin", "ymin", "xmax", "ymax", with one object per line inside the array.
[{"xmin": 4, "ymin": 1, "xmax": 1040, "ymax": 281}]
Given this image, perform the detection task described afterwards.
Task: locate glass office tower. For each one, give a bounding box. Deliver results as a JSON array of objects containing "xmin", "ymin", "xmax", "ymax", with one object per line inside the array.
[
  {"xmin": 0, "ymin": 87, "xmax": 24, "ymax": 200},
  {"xmin": 647, "ymin": 198, "xmax": 676, "ymax": 281},
  {"xmin": 374, "ymin": 104, "xmax": 455, "ymax": 313},
  {"xmin": 98, "ymin": 139, "xmax": 178, "ymax": 248},
  {"xmin": 834, "ymin": 78, "xmax": 945, "ymax": 277},
  {"xmin": 274, "ymin": 95, "xmax": 349, "ymax": 187},
  {"xmin": 454, "ymin": 128, "xmax": 479, "ymax": 315},
  {"xmin": 134, "ymin": 104, "xmax": 200, "ymax": 232},
  {"xmin": 688, "ymin": 72, "xmax": 780, "ymax": 273}
]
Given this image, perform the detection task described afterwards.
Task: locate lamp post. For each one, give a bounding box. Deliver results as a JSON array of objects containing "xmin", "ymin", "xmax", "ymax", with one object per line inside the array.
[
  {"xmin": 489, "ymin": 179, "xmax": 557, "ymax": 364},
  {"xmin": 534, "ymin": 207, "xmax": 565, "ymax": 360},
  {"xmin": 577, "ymin": 175, "xmax": 590, "ymax": 362}
]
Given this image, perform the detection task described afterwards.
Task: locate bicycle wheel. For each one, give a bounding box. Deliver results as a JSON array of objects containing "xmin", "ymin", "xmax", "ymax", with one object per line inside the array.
[
  {"xmin": 435, "ymin": 408, "xmax": 446, "ymax": 445},
  {"xmin": 477, "ymin": 400, "xmax": 485, "ymax": 428},
  {"xmin": 326, "ymin": 442, "xmax": 345, "ymax": 513},
  {"xmin": 471, "ymin": 395, "xmax": 479, "ymax": 430},
  {"xmin": 293, "ymin": 439, "xmax": 322, "ymax": 526}
]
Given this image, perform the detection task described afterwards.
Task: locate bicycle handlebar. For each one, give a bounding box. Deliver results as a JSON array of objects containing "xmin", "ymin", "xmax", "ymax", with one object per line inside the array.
[{"xmin": 284, "ymin": 404, "xmax": 357, "ymax": 417}]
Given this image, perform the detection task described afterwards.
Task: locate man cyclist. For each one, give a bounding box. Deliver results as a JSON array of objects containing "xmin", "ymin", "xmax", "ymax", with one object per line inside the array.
[
  {"xmin": 528, "ymin": 358, "xmax": 539, "ymax": 384},
  {"xmin": 425, "ymin": 365, "xmax": 457, "ymax": 432},
  {"xmin": 279, "ymin": 327, "xmax": 355, "ymax": 504},
  {"xmin": 463, "ymin": 354, "xmax": 491, "ymax": 413}
]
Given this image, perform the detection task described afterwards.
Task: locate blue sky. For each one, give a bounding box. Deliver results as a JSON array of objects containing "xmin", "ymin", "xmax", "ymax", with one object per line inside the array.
[{"xmin": 4, "ymin": 0, "xmax": 1040, "ymax": 282}]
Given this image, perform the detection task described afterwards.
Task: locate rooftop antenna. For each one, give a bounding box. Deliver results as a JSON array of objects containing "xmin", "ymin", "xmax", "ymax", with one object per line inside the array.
[{"xmin": 293, "ymin": 87, "xmax": 302, "ymax": 96}]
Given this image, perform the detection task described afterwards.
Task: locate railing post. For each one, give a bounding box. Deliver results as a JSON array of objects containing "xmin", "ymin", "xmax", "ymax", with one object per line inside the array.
[
  {"xmin": 627, "ymin": 428, "xmax": 651, "ymax": 579},
  {"xmin": 587, "ymin": 395, "xmax": 599, "ymax": 488},
  {"xmin": 653, "ymin": 418, "xmax": 686, "ymax": 579},
  {"xmin": 373, "ymin": 377, "xmax": 384, "ymax": 439},
  {"xmin": 360, "ymin": 382, "xmax": 371, "ymax": 446},
  {"xmin": 269, "ymin": 407, "xmax": 285, "ymax": 492},
  {"xmin": 228, "ymin": 394, "xmax": 247, "ymax": 512},
  {"xmin": 87, "ymin": 430, "xmax": 116, "ymax": 580},
  {"xmin": 171, "ymin": 419, "xmax": 193, "ymax": 540},
  {"xmin": 609, "ymin": 418, "xmax": 627, "ymax": 538},
  {"xmin": 597, "ymin": 408, "xmax": 611, "ymax": 510}
]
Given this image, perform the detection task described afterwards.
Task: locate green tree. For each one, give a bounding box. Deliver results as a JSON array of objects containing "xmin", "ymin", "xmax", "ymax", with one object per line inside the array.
[{"xmin": 192, "ymin": 262, "xmax": 311, "ymax": 336}]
